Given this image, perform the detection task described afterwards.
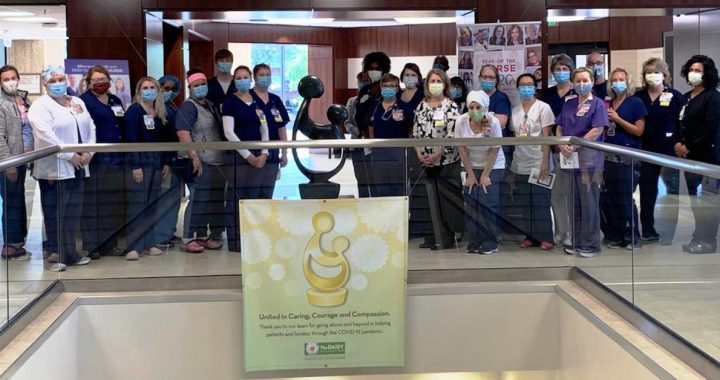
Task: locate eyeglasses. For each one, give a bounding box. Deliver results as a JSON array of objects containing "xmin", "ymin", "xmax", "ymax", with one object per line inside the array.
[{"xmin": 90, "ymin": 78, "xmax": 110, "ymax": 84}]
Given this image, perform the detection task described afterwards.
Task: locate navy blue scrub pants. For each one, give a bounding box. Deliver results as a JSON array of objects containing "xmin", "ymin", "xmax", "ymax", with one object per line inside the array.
[
  {"xmin": 183, "ymin": 162, "xmax": 226, "ymax": 240},
  {"xmin": 639, "ymin": 162, "xmax": 679, "ymax": 238},
  {"xmin": 39, "ymin": 170, "xmax": 84, "ymax": 265},
  {"xmin": 1, "ymin": 165, "xmax": 28, "ymax": 246},
  {"xmin": 224, "ymin": 151, "xmax": 264, "ymax": 252},
  {"xmin": 125, "ymin": 168, "xmax": 162, "ymax": 252},
  {"xmin": 514, "ymin": 173, "xmax": 553, "ymax": 244},
  {"xmin": 464, "ymin": 169, "xmax": 503, "ymax": 250},
  {"xmin": 371, "ymin": 147, "xmax": 407, "ymax": 197},
  {"xmin": 81, "ymin": 158, "xmax": 125, "ymax": 254},
  {"xmin": 601, "ymin": 160, "xmax": 640, "ymax": 244}
]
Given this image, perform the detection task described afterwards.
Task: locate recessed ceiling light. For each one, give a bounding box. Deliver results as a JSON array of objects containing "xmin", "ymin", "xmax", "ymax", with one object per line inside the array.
[
  {"xmin": 0, "ymin": 11, "xmax": 34, "ymax": 17},
  {"xmin": 394, "ymin": 17, "xmax": 457, "ymax": 24},
  {"xmin": 3, "ymin": 16, "xmax": 57, "ymax": 23},
  {"xmin": 546, "ymin": 15, "xmax": 587, "ymax": 22},
  {"xmin": 267, "ymin": 18, "xmax": 334, "ymax": 25}
]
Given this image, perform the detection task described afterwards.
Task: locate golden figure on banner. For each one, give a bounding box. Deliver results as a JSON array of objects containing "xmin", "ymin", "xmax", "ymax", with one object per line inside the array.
[{"xmin": 303, "ymin": 211, "xmax": 350, "ymax": 307}]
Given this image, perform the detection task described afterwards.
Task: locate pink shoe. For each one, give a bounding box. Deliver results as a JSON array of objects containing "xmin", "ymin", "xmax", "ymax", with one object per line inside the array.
[
  {"xmin": 199, "ymin": 238, "xmax": 223, "ymax": 250},
  {"xmin": 181, "ymin": 240, "xmax": 205, "ymax": 254}
]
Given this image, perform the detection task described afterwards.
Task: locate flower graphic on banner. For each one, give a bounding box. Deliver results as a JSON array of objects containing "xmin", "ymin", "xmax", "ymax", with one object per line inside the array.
[
  {"xmin": 243, "ymin": 202, "xmax": 272, "ymax": 225},
  {"xmin": 305, "ymin": 343, "xmax": 319, "ymax": 355},
  {"xmin": 347, "ymin": 235, "xmax": 389, "ymax": 273},
  {"xmin": 275, "ymin": 236, "xmax": 300, "ymax": 259},
  {"xmin": 278, "ymin": 202, "xmax": 322, "ymax": 236},
  {"xmin": 268, "ymin": 264, "xmax": 286, "ymax": 281},
  {"xmin": 243, "ymin": 229, "xmax": 272, "ymax": 264},
  {"xmin": 358, "ymin": 201, "xmax": 405, "ymax": 233},
  {"xmin": 350, "ymin": 274, "xmax": 368, "ymax": 291}
]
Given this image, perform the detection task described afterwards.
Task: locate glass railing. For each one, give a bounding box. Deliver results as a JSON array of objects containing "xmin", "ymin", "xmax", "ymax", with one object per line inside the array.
[{"xmin": 0, "ymin": 137, "xmax": 719, "ymax": 365}]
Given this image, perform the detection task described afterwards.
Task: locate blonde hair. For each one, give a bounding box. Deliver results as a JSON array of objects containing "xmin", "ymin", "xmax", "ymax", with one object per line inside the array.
[
  {"xmin": 641, "ymin": 57, "xmax": 671, "ymax": 88},
  {"xmin": 572, "ymin": 67, "xmax": 594, "ymax": 83},
  {"xmin": 133, "ymin": 77, "xmax": 167, "ymax": 124},
  {"xmin": 609, "ymin": 67, "xmax": 634, "ymax": 97},
  {"xmin": 423, "ymin": 69, "xmax": 452, "ymax": 99}
]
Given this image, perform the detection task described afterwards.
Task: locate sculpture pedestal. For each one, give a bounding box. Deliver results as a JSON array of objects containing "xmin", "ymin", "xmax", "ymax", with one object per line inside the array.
[{"xmin": 299, "ymin": 182, "xmax": 340, "ymax": 199}]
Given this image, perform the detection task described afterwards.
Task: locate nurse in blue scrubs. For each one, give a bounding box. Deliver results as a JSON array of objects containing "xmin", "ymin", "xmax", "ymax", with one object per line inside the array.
[
  {"xmin": 79, "ymin": 65, "xmax": 125, "ymax": 259},
  {"xmin": 222, "ymin": 65, "xmax": 269, "ymax": 252},
  {"xmin": 369, "ymin": 73, "xmax": 409, "ymax": 197},
  {"xmin": 249, "ymin": 63, "xmax": 290, "ymax": 199}
]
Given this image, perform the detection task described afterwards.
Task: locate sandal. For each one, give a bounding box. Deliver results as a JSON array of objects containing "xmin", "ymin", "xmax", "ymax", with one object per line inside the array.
[
  {"xmin": 181, "ymin": 240, "xmax": 205, "ymax": 253},
  {"xmin": 520, "ymin": 239, "xmax": 534, "ymax": 248},
  {"xmin": 199, "ymin": 238, "xmax": 223, "ymax": 250}
]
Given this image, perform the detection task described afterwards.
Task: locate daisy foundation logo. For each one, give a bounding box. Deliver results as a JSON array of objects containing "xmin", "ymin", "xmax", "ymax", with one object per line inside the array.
[{"xmin": 304, "ymin": 342, "xmax": 346, "ymax": 356}]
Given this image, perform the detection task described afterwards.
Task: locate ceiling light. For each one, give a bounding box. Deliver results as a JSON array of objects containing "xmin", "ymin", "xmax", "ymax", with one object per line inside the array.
[
  {"xmin": 2, "ymin": 16, "xmax": 57, "ymax": 23},
  {"xmin": 546, "ymin": 15, "xmax": 587, "ymax": 22},
  {"xmin": 267, "ymin": 18, "xmax": 334, "ymax": 25},
  {"xmin": 0, "ymin": 11, "xmax": 34, "ymax": 17},
  {"xmin": 394, "ymin": 17, "xmax": 457, "ymax": 24}
]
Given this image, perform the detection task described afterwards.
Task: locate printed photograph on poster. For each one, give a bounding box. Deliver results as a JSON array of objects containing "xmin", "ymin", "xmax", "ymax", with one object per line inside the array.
[
  {"xmin": 473, "ymin": 49, "xmax": 524, "ymax": 103},
  {"xmin": 458, "ymin": 26, "xmax": 473, "ymax": 47},
  {"xmin": 460, "ymin": 70, "xmax": 475, "ymax": 91},
  {"xmin": 529, "ymin": 168, "xmax": 556, "ymax": 189},
  {"xmin": 473, "ymin": 28, "xmax": 489, "ymax": 50},
  {"xmin": 506, "ymin": 24, "xmax": 525, "ymax": 47},
  {"xmin": 64, "ymin": 59, "xmax": 132, "ymax": 109},
  {"xmin": 459, "ymin": 50, "xmax": 474, "ymax": 70},
  {"xmin": 525, "ymin": 24, "xmax": 542, "ymax": 44},
  {"xmin": 526, "ymin": 47, "xmax": 541, "ymax": 67},
  {"xmin": 489, "ymin": 25, "xmax": 506, "ymax": 46},
  {"xmin": 529, "ymin": 67, "xmax": 543, "ymax": 87}
]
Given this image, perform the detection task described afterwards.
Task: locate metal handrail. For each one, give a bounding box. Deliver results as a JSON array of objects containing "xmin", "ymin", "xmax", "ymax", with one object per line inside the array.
[
  {"xmin": 0, "ymin": 146, "xmax": 61, "ymax": 172},
  {"xmin": 1, "ymin": 138, "xmax": 719, "ymax": 179}
]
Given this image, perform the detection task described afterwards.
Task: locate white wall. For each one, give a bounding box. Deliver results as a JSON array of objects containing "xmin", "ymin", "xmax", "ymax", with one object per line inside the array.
[{"xmin": 8, "ymin": 290, "xmax": 663, "ymax": 380}]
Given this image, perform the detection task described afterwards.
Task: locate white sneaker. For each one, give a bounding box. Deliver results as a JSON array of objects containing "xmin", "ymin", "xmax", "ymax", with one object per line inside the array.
[
  {"xmin": 76, "ymin": 257, "xmax": 91, "ymax": 266},
  {"xmin": 47, "ymin": 253, "xmax": 59, "ymax": 263},
  {"xmin": 126, "ymin": 251, "xmax": 139, "ymax": 261},
  {"xmin": 148, "ymin": 247, "xmax": 162, "ymax": 256},
  {"xmin": 49, "ymin": 263, "xmax": 67, "ymax": 272}
]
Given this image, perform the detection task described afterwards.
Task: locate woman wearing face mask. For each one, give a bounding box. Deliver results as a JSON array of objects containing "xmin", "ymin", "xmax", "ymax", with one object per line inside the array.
[
  {"xmin": 0, "ymin": 65, "xmax": 32, "ymax": 260},
  {"xmin": 29, "ymin": 65, "xmax": 96, "ymax": 271},
  {"xmin": 346, "ymin": 71, "xmax": 370, "ymax": 140},
  {"xmin": 556, "ymin": 67, "xmax": 608, "ymax": 257},
  {"xmin": 412, "ymin": 69, "xmax": 462, "ymax": 250},
  {"xmin": 355, "ymin": 51, "xmax": 391, "ymax": 198},
  {"xmin": 541, "ymin": 54, "xmax": 576, "ymax": 247},
  {"xmin": 450, "ymin": 76, "xmax": 468, "ymax": 113},
  {"xmin": 250, "ymin": 63, "xmax": 290, "ymax": 199},
  {"xmin": 489, "ymin": 25, "xmax": 506, "ymax": 46},
  {"xmin": 369, "ymin": 74, "xmax": 406, "ymax": 197},
  {"xmin": 635, "ymin": 58, "xmax": 682, "ymax": 246},
  {"xmin": 478, "ymin": 65, "xmax": 510, "ymax": 129},
  {"xmin": 510, "ymin": 74, "xmax": 555, "ymax": 250},
  {"xmin": 673, "ymin": 55, "xmax": 720, "ymax": 254},
  {"xmin": 123, "ymin": 77, "xmax": 171, "ymax": 261},
  {"xmin": 601, "ymin": 68, "xmax": 646, "ymax": 250},
  {"xmin": 175, "ymin": 69, "xmax": 225, "ymax": 254},
  {"xmin": 222, "ymin": 65, "xmax": 270, "ymax": 252},
  {"xmin": 207, "ymin": 49, "xmax": 236, "ymax": 110},
  {"xmin": 78, "ymin": 65, "xmax": 125, "ymax": 259},
  {"xmin": 432, "ymin": 56, "xmax": 450, "ymax": 72},
  {"xmin": 454, "ymin": 91, "xmax": 505, "ymax": 255}
]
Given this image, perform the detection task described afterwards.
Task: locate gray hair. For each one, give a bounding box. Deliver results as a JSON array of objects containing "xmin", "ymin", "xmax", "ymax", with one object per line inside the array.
[{"xmin": 550, "ymin": 54, "xmax": 575, "ymax": 72}]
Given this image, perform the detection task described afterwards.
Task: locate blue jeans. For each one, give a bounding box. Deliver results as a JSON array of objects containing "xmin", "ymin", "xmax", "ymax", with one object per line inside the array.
[
  {"xmin": 464, "ymin": 169, "xmax": 503, "ymax": 249},
  {"xmin": 1, "ymin": 165, "xmax": 28, "ymax": 246}
]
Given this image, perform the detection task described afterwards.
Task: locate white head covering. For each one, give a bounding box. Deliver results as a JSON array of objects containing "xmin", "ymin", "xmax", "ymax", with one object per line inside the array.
[{"xmin": 466, "ymin": 90, "xmax": 489, "ymax": 111}]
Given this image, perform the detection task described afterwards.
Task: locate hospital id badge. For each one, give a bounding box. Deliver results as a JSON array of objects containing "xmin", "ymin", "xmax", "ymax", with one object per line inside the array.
[
  {"xmin": 111, "ymin": 105, "xmax": 124, "ymax": 117},
  {"xmin": 519, "ymin": 120, "xmax": 531, "ymax": 137},
  {"xmin": 607, "ymin": 122, "xmax": 616, "ymax": 136},
  {"xmin": 257, "ymin": 109, "xmax": 268, "ymax": 126},
  {"xmin": 679, "ymin": 105, "xmax": 687, "ymax": 121},
  {"xmin": 576, "ymin": 104, "xmax": 590, "ymax": 117},
  {"xmin": 143, "ymin": 115, "xmax": 155, "ymax": 130},
  {"xmin": 271, "ymin": 107, "xmax": 283, "ymax": 122},
  {"xmin": 392, "ymin": 109, "xmax": 404, "ymax": 121},
  {"xmin": 433, "ymin": 109, "xmax": 445, "ymax": 127}
]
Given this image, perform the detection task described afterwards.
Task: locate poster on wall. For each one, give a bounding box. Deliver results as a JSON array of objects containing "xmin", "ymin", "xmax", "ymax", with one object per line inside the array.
[
  {"xmin": 64, "ymin": 59, "xmax": 132, "ymax": 109},
  {"xmin": 458, "ymin": 22, "xmax": 542, "ymax": 106},
  {"xmin": 241, "ymin": 198, "xmax": 408, "ymax": 371}
]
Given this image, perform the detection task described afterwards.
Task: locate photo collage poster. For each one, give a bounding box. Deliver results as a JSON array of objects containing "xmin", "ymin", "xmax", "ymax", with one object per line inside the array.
[
  {"xmin": 457, "ymin": 22, "xmax": 542, "ymax": 107},
  {"xmin": 64, "ymin": 59, "xmax": 133, "ymax": 110}
]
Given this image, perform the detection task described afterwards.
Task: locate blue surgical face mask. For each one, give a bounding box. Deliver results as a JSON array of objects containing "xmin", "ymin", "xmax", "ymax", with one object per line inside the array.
[
  {"xmin": 235, "ymin": 78, "xmax": 252, "ymax": 92},
  {"xmin": 141, "ymin": 88, "xmax": 158, "ymax": 102},
  {"xmin": 192, "ymin": 84, "xmax": 209, "ymax": 99},
  {"xmin": 480, "ymin": 80, "xmax": 495, "ymax": 92},
  {"xmin": 218, "ymin": 62, "xmax": 232, "ymax": 74},
  {"xmin": 163, "ymin": 90, "xmax": 176, "ymax": 103},
  {"xmin": 256, "ymin": 75, "xmax": 271, "ymax": 90},
  {"xmin": 518, "ymin": 85, "xmax": 536, "ymax": 100},
  {"xmin": 450, "ymin": 87, "xmax": 462, "ymax": 99},
  {"xmin": 611, "ymin": 81, "xmax": 627, "ymax": 94},
  {"xmin": 380, "ymin": 87, "xmax": 397, "ymax": 100},
  {"xmin": 47, "ymin": 82, "xmax": 68, "ymax": 98},
  {"xmin": 574, "ymin": 82, "xmax": 593, "ymax": 96},
  {"xmin": 553, "ymin": 71, "xmax": 570, "ymax": 84},
  {"xmin": 432, "ymin": 63, "xmax": 446, "ymax": 71}
]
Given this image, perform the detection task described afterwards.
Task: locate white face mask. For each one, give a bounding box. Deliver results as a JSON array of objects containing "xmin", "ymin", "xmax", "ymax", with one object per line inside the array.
[
  {"xmin": 368, "ymin": 70, "xmax": 382, "ymax": 83},
  {"xmin": 688, "ymin": 72, "xmax": 703, "ymax": 86},
  {"xmin": 1, "ymin": 80, "xmax": 18, "ymax": 94},
  {"xmin": 644, "ymin": 73, "xmax": 664, "ymax": 87}
]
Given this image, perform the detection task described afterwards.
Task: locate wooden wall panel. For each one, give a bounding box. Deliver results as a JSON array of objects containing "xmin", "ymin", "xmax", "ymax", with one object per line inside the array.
[
  {"xmin": 476, "ymin": 0, "xmax": 545, "ymax": 23},
  {"xmin": 549, "ymin": 18, "xmax": 609, "ymax": 44},
  {"xmin": 609, "ymin": 16, "xmax": 673, "ymax": 50},
  {"xmin": 347, "ymin": 27, "xmax": 377, "ymax": 59},
  {"xmin": 308, "ymin": 45, "xmax": 333, "ymax": 124},
  {"xmin": 407, "ymin": 24, "xmax": 443, "ymax": 57},
  {"xmin": 67, "ymin": 0, "xmax": 144, "ymax": 38},
  {"xmin": 377, "ymin": 26, "xmax": 409, "ymax": 57},
  {"xmin": 441, "ymin": 23, "xmax": 458, "ymax": 56},
  {"xmin": 191, "ymin": 22, "xmax": 229, "ymax": 56}
]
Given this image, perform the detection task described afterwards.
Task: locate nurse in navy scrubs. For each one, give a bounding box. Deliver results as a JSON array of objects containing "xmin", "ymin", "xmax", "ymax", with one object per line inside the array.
[
  {"xmin": 369, "ymin": 73, "xmax": 408, "ymax": 197},
  {"xmin": 222, "ymin": 65, "xmax": 269, "ymax": 252},
  {"xmin": 249, "ymin": 63, "xmax": 290, "ymax": 199},
  {"xmin": 79, "ymin": 65, "xmax": 125, "ymax": 259}
]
